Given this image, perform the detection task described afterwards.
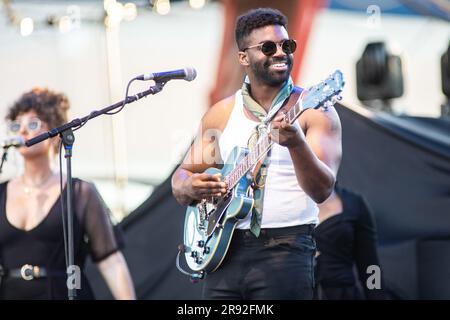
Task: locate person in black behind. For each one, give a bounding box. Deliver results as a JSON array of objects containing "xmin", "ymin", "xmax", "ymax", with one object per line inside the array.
[
  {"xmin": 0, "ymin": 88, "xmax": 135, "ymax": 299},
  {"xmin": 313, "ymin": 185, "xmax": 386, "ymax": 299}
]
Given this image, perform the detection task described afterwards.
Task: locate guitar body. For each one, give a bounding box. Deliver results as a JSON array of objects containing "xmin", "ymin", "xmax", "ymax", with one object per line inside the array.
[{"xmin": 183, "ymin": 146, "xmax": 254, "ymax": 273}]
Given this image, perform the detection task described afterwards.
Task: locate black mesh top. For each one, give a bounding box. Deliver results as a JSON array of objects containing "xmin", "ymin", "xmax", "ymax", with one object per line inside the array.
[
  {"xmin": 0, "ymin": 178, "xmax": 123, "ymax": 299},
  {"xmin": 313, "ymin": 186, "xmax": 385, "ymax": 299}
]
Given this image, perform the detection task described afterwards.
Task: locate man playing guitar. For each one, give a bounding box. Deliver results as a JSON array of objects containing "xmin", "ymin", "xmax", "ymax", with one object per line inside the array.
[{"xmin": 172, "ymin": 7, "xmax": 342, "ymax": 300}]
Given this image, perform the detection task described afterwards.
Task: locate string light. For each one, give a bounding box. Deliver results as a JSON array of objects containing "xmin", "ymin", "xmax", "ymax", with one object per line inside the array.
[
  {"xmin": 123, "ymin": 3, "xmax": 137, "ymax": 21},
  {"xmin": 104, "ymin": 0, "xmax": 117, "ymax": 12},
  {"xmin": 59, "ymin": 16, "xmax": 72, "ymax": 33},
  {"xmin": 20, "ymin": 17, "xmax": 33, "ymax": 36},
  {"xmin": 189, "ymin": 0, "xmax": 206, "ymax": 10},
  {"xmin": 4, "ymin": 0, "xmax": 211, "ymax": 34},
  {"xmin": 155, "ymin": 0, "xmax": 171, "ymax": 15},
  {"xmin": 105, "ymin": 1, "xmax": 124, "ymax": 27}
]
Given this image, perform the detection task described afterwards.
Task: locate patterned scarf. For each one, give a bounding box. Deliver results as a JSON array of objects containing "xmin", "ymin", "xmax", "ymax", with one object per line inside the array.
[{"xmin": 241, "ymin": 76, "xmax": 294, "ymax": 237}]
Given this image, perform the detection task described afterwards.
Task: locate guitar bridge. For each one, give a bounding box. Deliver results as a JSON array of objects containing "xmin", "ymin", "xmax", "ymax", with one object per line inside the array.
[{"xmin": 197, "ymin": 200, "xmax": 207, "ymax": 230}]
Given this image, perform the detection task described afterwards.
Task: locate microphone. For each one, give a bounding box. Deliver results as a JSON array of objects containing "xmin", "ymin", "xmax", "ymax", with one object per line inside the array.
[
  {"xmin": 136, "ymin": 67, "xmax": 197, "ymax": 82},
  {"xmin": 2, "ymin": 136, "xmax": 25, "ymax": 149}
]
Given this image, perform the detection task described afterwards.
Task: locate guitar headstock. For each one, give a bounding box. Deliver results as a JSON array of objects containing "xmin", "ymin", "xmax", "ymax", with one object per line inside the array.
[{"xmin": 303, "ymin": 70, "xmax": 345, "ymax": 111}]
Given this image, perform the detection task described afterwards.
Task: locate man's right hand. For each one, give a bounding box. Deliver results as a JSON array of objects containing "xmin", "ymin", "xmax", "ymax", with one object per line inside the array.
[{"xmin": 183, "ymin": 172, "xmax": 228, "ymax": 201}]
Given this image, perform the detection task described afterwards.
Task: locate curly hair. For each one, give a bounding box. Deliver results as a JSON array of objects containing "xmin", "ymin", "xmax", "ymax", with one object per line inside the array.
[
  {"xmin": 235, "ymin": 8, "xmax": 288, "ymax": 51},
  {"xmin": 6, "ymin": 87, "xmax": 69, "ymax": 129}
]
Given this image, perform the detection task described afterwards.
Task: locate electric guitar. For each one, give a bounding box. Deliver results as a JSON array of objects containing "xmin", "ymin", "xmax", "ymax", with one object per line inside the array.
[{"xmin": 182, "ymin": 70, "xmax": 345, "ymax": 274}]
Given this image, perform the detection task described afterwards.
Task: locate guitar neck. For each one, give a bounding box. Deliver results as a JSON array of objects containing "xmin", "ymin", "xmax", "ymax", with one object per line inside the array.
[{"xmin": 224, "ymin": 97, "xmax": 306, "ymax": 190}]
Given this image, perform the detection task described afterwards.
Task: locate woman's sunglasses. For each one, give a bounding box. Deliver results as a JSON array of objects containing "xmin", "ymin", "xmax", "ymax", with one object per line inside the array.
[
  {"xmin": 243, "ymin": 39, "xmax": 297, "ymax": 56},
  {"xmin": 8, "ymin": 118, "xmax": 42, "ymax": 133}
]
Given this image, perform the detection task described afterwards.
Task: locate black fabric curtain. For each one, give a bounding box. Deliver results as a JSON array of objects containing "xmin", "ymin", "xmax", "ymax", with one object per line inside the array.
[
  {"xmin": 336, "ymin": 104, "xmax": 450, "ymax": 244},
  {"xmin": 336, "ymin": 104, "xmax": 450, "ymax": 299}
]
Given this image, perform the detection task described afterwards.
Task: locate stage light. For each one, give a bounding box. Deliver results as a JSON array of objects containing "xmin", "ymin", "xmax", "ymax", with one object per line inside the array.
[
  {"xmin": 356, "ymin": 41, "xmax": 404, "ymax": 112},
  {"xmin": 441, "ymin": 41, "xmax": 450, "ymax": 117},
  {"xmin": 20, "ymin": 17, "xmax": 34, "ymax": 36}
]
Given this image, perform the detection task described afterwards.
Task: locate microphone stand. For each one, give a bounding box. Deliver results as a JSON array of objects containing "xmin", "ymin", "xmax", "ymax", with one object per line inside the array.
[
  {"xmin": 25, "ymin": 81, "xmax": 166, "ymax": 300},
  {"xmin": 61, "ymin": 129, "xmax": 76, "ymax": 299}
]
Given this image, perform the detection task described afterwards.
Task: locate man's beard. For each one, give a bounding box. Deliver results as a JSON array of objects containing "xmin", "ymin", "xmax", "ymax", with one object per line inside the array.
[{"xmin": 250, "ymin": 55, "xmax": 293, "ymax": 87}]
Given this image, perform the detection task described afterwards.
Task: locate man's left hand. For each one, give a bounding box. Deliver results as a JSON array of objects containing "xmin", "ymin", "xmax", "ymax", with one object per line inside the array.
[{"xmin": 269, "ymin": 113, "xmax": 305, "ymax": 148}]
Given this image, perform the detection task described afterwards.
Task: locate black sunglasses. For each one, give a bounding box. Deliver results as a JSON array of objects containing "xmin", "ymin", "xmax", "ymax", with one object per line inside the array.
[{"xmin": 243, "ymin": 39, "xmax": 297, "ymax": 56}]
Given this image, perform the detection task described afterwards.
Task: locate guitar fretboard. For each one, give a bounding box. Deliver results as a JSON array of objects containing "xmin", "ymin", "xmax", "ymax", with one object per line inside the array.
[{"xmin": 224, "ymin": 98, "xmax": 304, "ymax": 190}]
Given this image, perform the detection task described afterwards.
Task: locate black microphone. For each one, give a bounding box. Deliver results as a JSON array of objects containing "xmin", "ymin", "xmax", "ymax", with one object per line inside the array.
[
  {"xmin": 136, "ymin": 67, "xmax": 197, "ymax": 82},
  {"xmin": 2, "ymin": 136, "xmax": 25, "ymax": 149}
]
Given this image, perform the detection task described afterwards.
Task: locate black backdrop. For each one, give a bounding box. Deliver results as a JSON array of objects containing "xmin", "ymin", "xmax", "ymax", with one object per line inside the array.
[
  {"xmin": 335, "ymin": 105, "xmax": 450, "ymax": 299},
  {"xmin": 86, "ymin": 103, "xmax": 450, "ymax": 299}
]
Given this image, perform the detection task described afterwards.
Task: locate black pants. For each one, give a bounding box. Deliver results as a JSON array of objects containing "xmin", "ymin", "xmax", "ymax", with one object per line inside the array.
[
  {"xmin": 314, "ymin": 284, "xmax": 364, "ymax": 300},
  {"xmin": 203, "ymin": 224, "xmax": 316, "ymax": 300}
]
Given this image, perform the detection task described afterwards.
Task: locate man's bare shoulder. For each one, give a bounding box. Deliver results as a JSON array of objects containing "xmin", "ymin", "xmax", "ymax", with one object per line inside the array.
[
  {"xmin": 202, "ymin": 94, "xmax": 235, "ymax": 130},
  {"xmin": 300, "ymin": 105, "xmax": 341, "ymax": 133}
]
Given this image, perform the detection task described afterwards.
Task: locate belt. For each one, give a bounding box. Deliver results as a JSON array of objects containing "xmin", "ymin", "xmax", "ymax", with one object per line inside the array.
[
  {"xmin": 2, "ymin": 264, "xmax": 65, "ymax": 281},
  {"xmin": 234, "ymin": 224, "xmax": 315, "ymax": 239},
  {"xmin": 9, "ymin": 264, "xmax": 47, "ymax": 281}
]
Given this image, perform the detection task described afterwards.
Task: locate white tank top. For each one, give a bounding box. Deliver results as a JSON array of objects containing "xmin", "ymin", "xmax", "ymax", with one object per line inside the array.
[{"xmin": 218, "ymin": 90, "xmax": 319, "ymax": 229}]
